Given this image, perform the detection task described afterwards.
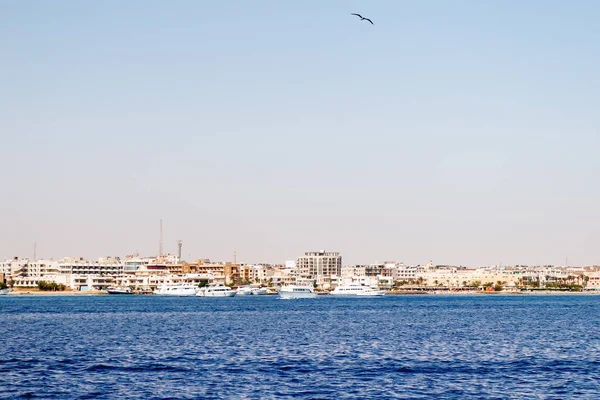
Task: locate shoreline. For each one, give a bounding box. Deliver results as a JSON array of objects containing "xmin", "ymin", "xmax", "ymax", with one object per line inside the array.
[
  {"xmin": 3, "ymin": 290, "xmax": 600, "ymax": 296},
  {"xmin": 6, "ymin": 290, "xmax": 107, "ymax": 296},
  {"xmin": 386, "ymin": 290, "xmax": 600, "ymax": 296}
]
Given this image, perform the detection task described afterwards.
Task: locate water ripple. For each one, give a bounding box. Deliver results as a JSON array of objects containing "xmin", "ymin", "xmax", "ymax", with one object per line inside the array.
[{"xmin": 0, "ymin": 295, "xmax": 599, "ymax": 399}]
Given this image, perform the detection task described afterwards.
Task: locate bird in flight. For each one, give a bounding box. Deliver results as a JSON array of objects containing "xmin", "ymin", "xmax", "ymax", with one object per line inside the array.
[{"xmin": 351, "ymin": 13, "xmax": 374, "ymax": 25}]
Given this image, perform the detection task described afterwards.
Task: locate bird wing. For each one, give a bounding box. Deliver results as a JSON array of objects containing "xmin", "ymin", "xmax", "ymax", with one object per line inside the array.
[
  {"xmin": 351, "ymin": 13, "xmax": 363, "ymax": 18},
  {"xmin": 364, "ymin": 18, "xmax": 374, "ymax": 25}
]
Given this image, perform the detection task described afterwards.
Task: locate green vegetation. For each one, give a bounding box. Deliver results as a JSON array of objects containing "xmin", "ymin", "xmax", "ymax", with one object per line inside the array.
[
  {"xmin": 544, "ymin": 283, "xmax": 583, "ymax": 291},
  {"xmin": 37, "ymin": 281, "xmax": 67, "ymax": 291},
  {"xmin": 0, "ymin": 281, "xmax": 7, "ymax": 290}
]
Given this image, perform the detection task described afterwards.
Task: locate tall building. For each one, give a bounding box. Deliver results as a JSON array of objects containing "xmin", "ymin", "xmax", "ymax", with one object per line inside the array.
[{"xmin": 297, "ymin": 250, "xmax": 342, "ymax": 280}]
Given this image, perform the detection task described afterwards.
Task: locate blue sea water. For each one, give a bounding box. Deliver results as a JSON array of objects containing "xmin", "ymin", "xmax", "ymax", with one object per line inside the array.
[{"xmin": 0, "ymin": 295, "xmax": 599, "ymax": 399}]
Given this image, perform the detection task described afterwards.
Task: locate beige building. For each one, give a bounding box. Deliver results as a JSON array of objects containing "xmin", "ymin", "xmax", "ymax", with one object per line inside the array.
[
  {"xmin": 297, "ymin": 251, "xmax": 342, "ymax": 280},
  {"xmin": 586, "ymin": 271, "xmax": 600, "ymax": 290}
]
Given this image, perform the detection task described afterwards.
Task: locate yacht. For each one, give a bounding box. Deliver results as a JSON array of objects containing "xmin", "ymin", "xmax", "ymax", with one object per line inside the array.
[
  {"xmin": 106, "ymin": 286, "xmax": 132, "ymax": 295},
  {"xmin": 154, "ymin": 284, "xmax": 198, "ymax": 297},
  {"xmin": 251, "ymin": 287, "xmax": 267, "ymax": 295},
  {"xmin": 235, "ymin": 286, "xmax": 254, "ymax": 296},
  {"xmin": 0, "ymin": 288, "xmax": 11, "ymax": 295},
  {"xmin": 197, "ymin": 283, "xmax": 236, "ymax": 297},
  {"xmin": 330, "ymin": 283, "xmax": 386, "ymax": 297},
  {"xmin": 236, "ymin": 285, "xmax": 267, "ymax": 296},
  {"xmin": 278, "ymin": 285, "xmax": 317, "ymax": 299}
]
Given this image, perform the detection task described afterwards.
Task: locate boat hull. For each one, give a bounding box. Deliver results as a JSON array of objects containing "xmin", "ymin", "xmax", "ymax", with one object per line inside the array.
[
  {"xmin": 197, "ymin": 291, "xmax": 236, "ymax": 297},
  {"xmin": 278, "ymin": 291, "xmax": 317, "ymax": 299},
  {"xmin": 106, "ymin": 290, "xmax": 133, "ymax": 295},
  {"xmin": 155, "ymin": 289, "xmax": 198, "ymax": 296},
  {"xmin": 331, "ymin": 292, "xmax": 386, "ymax": 297}
]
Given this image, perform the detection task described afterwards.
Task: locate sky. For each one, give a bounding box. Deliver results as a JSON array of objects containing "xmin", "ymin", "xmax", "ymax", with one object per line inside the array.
[{"xmin": 1, "ymin": 0, "xmax": 599, "ymax": 266}]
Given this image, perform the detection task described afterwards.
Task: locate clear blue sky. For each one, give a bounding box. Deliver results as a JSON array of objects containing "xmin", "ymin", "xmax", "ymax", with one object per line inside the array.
[{"xmin": 1, "ymin": 0, "xmax": 599, "ymax": 266}]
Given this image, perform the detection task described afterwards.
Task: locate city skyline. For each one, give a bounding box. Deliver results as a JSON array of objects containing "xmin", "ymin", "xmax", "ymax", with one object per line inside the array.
[
  {"xmin": 0, "ymin": 240, "xmax": 591, "ymax": 269},
  {"xmin": 2, "ymin": 1, "xmax": 599, "ymax": 266}
]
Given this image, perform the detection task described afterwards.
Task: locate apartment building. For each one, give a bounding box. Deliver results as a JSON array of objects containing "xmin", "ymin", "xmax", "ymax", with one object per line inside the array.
[{"xmin": 297, "ymin": 250, "xmax": 342, "ymax": 280}]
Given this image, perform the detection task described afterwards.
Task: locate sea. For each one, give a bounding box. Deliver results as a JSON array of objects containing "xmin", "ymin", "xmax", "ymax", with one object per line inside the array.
[{"xmin": 1, "ymin": 294, "xmax": 599, "ymax": 399}]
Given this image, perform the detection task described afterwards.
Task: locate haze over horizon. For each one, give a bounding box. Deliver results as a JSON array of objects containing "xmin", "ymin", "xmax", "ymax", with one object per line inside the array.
[{"xmin": 1, "ymin": 1, "xmax": 599, "ymax": 267}]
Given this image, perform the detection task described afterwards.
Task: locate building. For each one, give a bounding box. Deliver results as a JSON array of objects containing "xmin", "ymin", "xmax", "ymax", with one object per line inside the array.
[
  {"xmin": 59, "ymin": 257, "xmax": 122, "ymax": 276},
  {"xmin": 393, "ymin": 264, "xmax": 418, "ymax": 282},
  {"xmin": 586, "ymin": 271, "xmax": 600, "ymax": 290},
  {"xmin": 297, "ymin": 250, "xmax": 342, "ymax": 280},
  {"xmin": 341, "ymin": 265, "xmax": 366, "ymax": 281}
]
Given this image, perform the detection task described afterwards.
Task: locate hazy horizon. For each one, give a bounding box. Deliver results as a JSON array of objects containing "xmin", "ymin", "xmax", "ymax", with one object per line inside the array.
[{"xmin": 2, "ymin": 1, "xmax": 599, "ymax": 266}]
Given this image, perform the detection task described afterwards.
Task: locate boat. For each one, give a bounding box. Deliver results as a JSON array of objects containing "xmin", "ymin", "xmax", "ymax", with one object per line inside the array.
[
  {"xmin": 278, "ymin": 285, "xmax": 317, "ymax": 299},
  {"xmin": 330, "ymin": 283, "xmax": 386, "ymax": 297},
  {"xmin": 236, "ymin": 285, "xmax": 267, "ymax": 295},
  {"xmin": 235, "ymin": 286, "xmax": 254, "ymax": 295},
  {"xmin": 0, "ymin": 288, "xmax": 11, "ymax": 295},
  {"xmin": 106, "ymin": 286, "xmax": 132, "ymax": 295},
  {"xmin": 196, "ymin": 283, "xmax": 236, "ymax": 297},
  {"xmin": 154, "ymin": 284, "xmax": 198, "ymax": 296}
]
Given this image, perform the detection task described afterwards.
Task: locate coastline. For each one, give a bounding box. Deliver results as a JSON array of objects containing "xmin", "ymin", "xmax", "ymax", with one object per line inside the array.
[
  {"xmin": 3, "ymin": 289, "xmax": 600, "ymax": 296},
  {"xmin": 6, "ymin": 290, "xmax": 107, "ymax": 296},
  {"xmin": 386, "ymin": 290, "xmax": 600, "ymax": 296}
]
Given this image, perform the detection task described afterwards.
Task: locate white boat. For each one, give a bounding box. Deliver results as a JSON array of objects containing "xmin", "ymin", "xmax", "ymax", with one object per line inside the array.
[
  {"xmin": 154, "ymin": 284, "xmax": 198, "ymax": 296},
  {"xmin": 251, "ymin": 287, "xmax": 267, "ymax": 295},
  {"xmin": 106, "ymin": 286, "xmax": 132, "ymax": 295},
  {"xmin": 196, "ymin": 283, "xmax": 236, "ymax": 297},
  {"xmin": 236, "ymin": 285, "xmax": 267, "ymax": 295},
  {"xmin": 278, "ymin": 285, "xmax": 317, "ymax": 299},
  {"xmin": 330, "ymin": 283, "xmax": 386, "ymax": 297},
  {"xmin": 0, "ymin": 288, "xmax": 11, "ymax": 295},
  {"xmin": 236, "ymin": 286, "xmax": 254, "ymax": 295}
]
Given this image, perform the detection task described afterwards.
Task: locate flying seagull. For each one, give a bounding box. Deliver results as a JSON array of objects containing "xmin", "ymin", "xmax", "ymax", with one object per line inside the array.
[{"xmin": 351, "ymin": 13, "xmax": 374, "ymax": 25}]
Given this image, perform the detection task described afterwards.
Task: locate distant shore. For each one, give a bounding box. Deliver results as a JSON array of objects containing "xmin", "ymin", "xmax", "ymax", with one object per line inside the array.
[
  {"xmin": 386, "ymin": 290, "xmax": 600, "ymax": 296},
  {"xmin": 4, "ymin": 289, "xmax": 600, "ymax": 296},
  {"xmin": 6, "ymin": 290, "xmax": 107, "ymax": 296}
]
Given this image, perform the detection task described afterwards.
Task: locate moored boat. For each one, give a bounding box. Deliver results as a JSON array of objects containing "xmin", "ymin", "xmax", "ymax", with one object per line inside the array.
[
  {"xmin": 106, "ymin": 286, "xmax": 132, "ymax": 295},
  {"xmin": 197, "ymin": 283, "xmax": 236, "ymax": 297},
  {"xmin": 236, "ymin": 286, "xmax": 254, "ymax": 295},
  {"xmin": 330, "ymin": 283, "xmax": 385, "ymax": 297},
  {"xmin": 251, "ymin": 287, "xmax": 267, "ymax": 295},
  {"xmin": 154, "ymin": 284, "xmax": 198, "ymax": 296},
  {"xmin": 236, "ymin": 285, "xmax": 267, "ymax": 296},
  {"xmin": 278, "ymin": 285, "xmax": 317, "ymax": 299},
  {"xmin": 0, "ymin": 288, "xmax": 11, "ymax": 295}
]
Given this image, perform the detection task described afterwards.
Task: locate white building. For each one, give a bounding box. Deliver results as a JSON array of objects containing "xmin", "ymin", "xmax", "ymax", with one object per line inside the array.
[
  {"xmin": 297, "ymin": 250, "xmax": 342, "ymax": 280},
  {"xmin": 59, "ymin": 257, "xmax": 123, "ymax": 276},
  {"xmin": 586, "ymin": 271, "xmax": 600, "ymax": 290}
]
